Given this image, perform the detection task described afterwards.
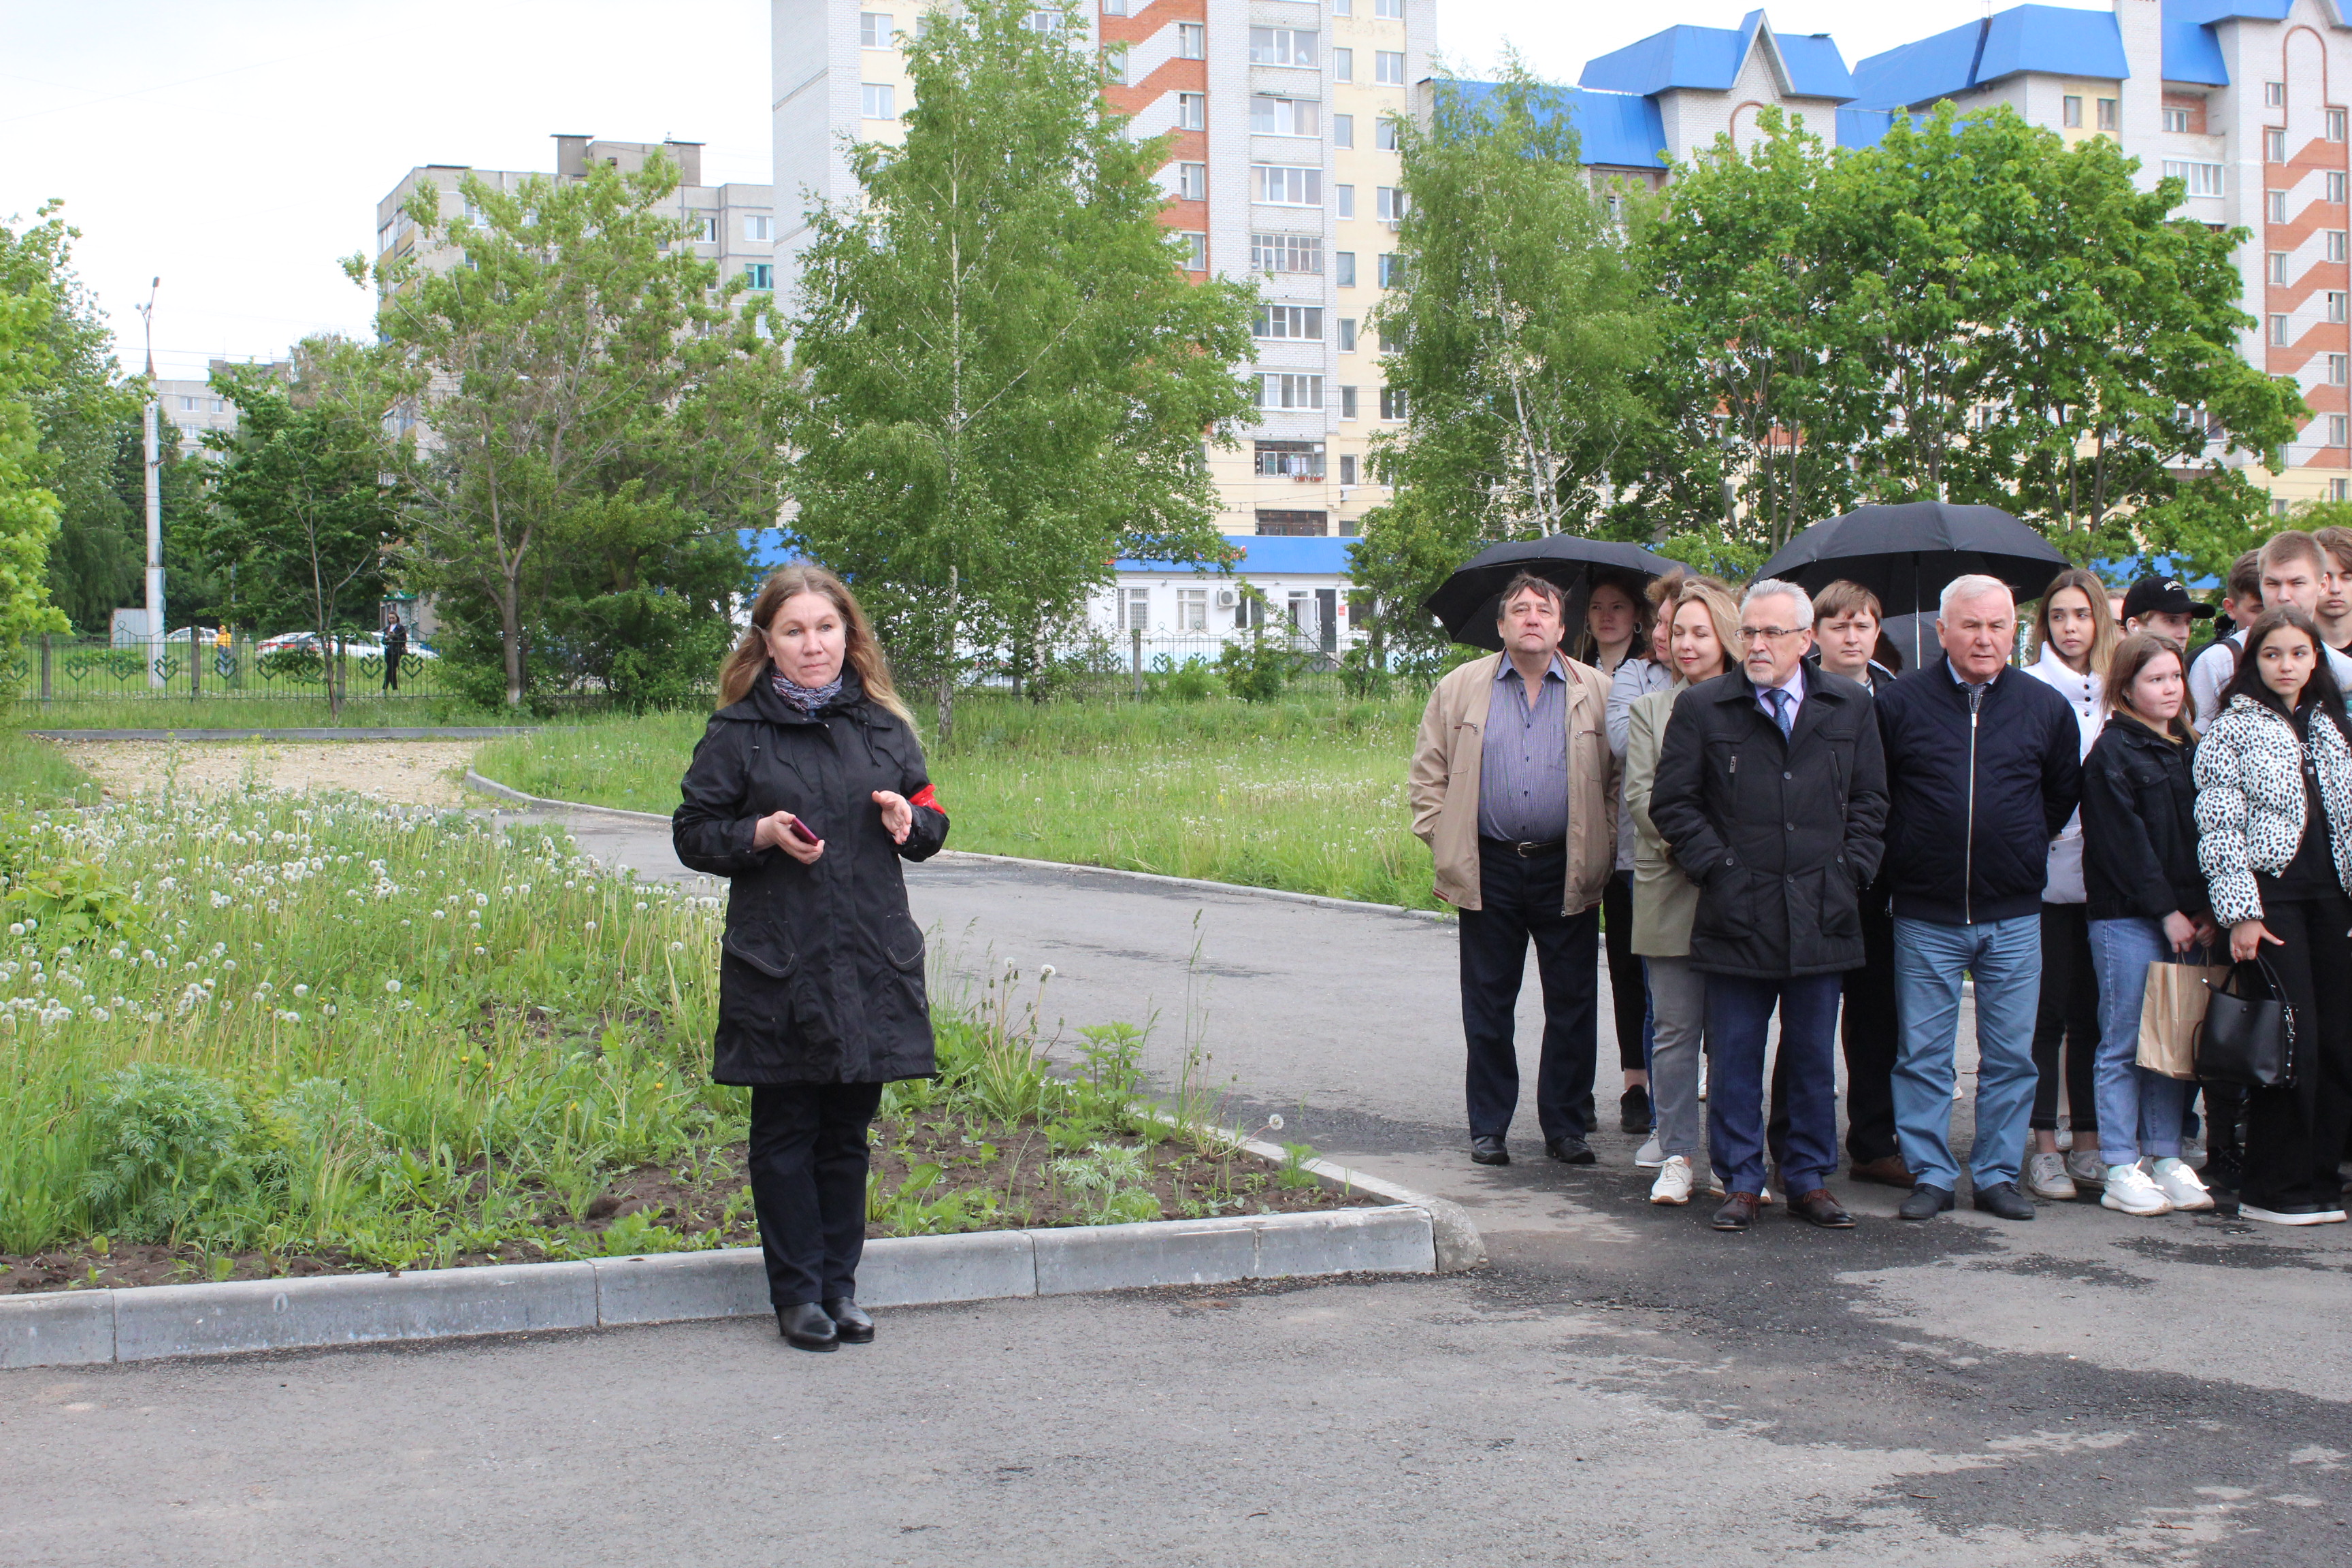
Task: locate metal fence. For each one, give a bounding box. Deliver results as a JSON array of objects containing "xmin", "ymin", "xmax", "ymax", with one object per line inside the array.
[{"xmin": 7, "ymin": 635, "xmax": 456, "ymax": 704}]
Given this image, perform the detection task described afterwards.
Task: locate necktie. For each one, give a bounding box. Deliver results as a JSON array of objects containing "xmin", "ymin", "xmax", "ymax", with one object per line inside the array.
[{"xmin": 1767, "ymin": 687, "xmax": 1793, "ymax": 737}]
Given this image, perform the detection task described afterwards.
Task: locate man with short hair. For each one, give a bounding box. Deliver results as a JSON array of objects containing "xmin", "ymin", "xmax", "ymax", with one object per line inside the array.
[
  {"xmin": 2119, "ymin": 576, "xmax": 2215, "ymax": 648},
  {"xmin": 1411, "ymin": 574, "xmax": 1618, "ymax": 1167},
  {"xmin": 1652, "ymin": 579, "xmax": 1887, "ymax": 1232},
  {"xmin": 2189, "ymin": 534, "xmax": 2352, "ymax": 726},
  {"xmin": 1874, "ymin": 576, "xmax": 2083, "ymax": 1222},
  {"xmin": 2313, "ymin": 525, "xmax": 2352, "ymax": 656}
]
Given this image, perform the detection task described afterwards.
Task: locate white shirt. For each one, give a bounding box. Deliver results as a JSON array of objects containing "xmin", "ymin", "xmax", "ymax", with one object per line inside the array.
[
  {"xmin": 2023, "ymin": 644, "xmax": 2104, "ymax": 904},
  {"xmin": 1754, "ymin": 664, "xmax": 1806, "ymax": 731}
]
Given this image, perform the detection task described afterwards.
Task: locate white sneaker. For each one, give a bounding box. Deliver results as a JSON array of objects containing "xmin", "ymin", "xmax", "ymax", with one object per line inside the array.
[
  {"xmin": 1650, "ymin": 1155, "xmax": 1695, "ymax": 1205},
  {"xmin": 2239, "ymin": 1203, "xmax": 2349, "ymax": 1226},
  {"xmin": 2023, "ymin": 1151, "xmax": 2078, "ymax": 1200},
  {"xmin": 2065, "ymin": 1148, "xmax": 2106, "ymax": 1186},
  {"xmin": 1635, "ymin": 1137, "xmax": 1665, "ymax": 1171},
  {"xmin": 2100, "ymin": 1162, "xmax": 2174, "ymax": 1216},
  {"xmin": 2149, "ymin": 1157, "xmax": 2216, "ymax": 1212}
]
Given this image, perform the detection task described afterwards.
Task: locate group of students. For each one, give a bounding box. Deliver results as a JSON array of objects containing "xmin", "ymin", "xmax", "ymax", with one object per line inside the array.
[{"xmin": 1412, "ymin": 529, "xmax": 2352, "ymax": 1234}]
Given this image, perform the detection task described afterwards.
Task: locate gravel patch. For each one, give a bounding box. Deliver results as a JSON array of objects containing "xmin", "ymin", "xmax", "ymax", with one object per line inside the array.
[{"xmin": 50, "ymin": 738, "xmax": 483, "ymax": 806}]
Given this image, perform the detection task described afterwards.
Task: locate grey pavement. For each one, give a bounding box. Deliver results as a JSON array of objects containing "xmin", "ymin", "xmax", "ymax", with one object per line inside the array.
[{"xmin": 11, "ymin": 806, "xmax": 2340, "ymax": 1564}]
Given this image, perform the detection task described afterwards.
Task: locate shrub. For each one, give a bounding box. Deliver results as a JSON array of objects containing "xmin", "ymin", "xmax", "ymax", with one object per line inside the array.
[
  {"xmin": 1217, "ymin": 632, "xmax": 1296, "ymax": 702},
  {"xmin": 80, "ymin": 1064, "xmax": 252, "ymax": 1243}
]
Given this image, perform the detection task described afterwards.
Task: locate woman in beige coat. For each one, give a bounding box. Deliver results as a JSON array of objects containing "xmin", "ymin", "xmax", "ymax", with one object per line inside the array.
[{"xmin": 1623, "ymin": 576, "xmax": 1742, "ymax": 1206}]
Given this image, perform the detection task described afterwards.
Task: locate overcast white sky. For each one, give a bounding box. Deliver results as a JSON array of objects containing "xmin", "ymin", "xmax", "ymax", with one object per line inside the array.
[{"xmin": 1, "ymin": 0, "xmax": 2110, "ymax": 382}]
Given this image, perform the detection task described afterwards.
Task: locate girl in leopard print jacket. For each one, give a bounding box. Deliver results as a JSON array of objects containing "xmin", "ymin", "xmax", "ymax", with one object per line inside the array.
[{"xmin": 2193, "ymin": 688, "xmax": 2352, "ymax": 929}]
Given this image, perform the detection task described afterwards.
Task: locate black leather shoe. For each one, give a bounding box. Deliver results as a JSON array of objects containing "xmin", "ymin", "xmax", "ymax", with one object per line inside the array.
[
  {"xmin": 1712, "ymin": 1192, "xmax": 1762, "ymax": 1231},
  {"xmin": 823, "ymin": 1296, "xmax": 874, "ymax": 1344},
  {"xmin": 1619, "ymin": 1085, "xmax": 1652, "ymax": 1134},
  {"xmin": 1972, "ymin": 1180, "xmax": 2037, "ymax": 1221},
  {"xmin": 777, "ymin": 1302, "xmax": 838, "ymax": 1352},
  {"xmin": 1897, "ymin": 1183, "xmax": 1957, "ymax": 1222},
  {"xmin": 1788, "ymin": 1188, "xmax": 1856, "ymax": 1228},
  {"xmin": 1471, "ymin": 1135, "xmax": 1509, "ymax": 1166},
  {"xmin": 1546, "ymin": 1135, "xmax": 1597, "ymax": 1165}
]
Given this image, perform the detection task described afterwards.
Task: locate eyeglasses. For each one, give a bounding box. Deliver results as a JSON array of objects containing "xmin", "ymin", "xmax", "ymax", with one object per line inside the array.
[{"xmin": 1738, "ymin": 625, "xmax": 1804, "ymax": 644}]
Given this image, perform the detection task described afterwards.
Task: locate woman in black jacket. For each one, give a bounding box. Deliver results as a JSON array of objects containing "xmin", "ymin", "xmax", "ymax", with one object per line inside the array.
[
  {"xmin": 673, "ymin": 565, "xmax": 949, "ymax": 1350},
  {"xmin": 2080, "ymin": 634, "xmax": 2219, "ymax": 1217}
]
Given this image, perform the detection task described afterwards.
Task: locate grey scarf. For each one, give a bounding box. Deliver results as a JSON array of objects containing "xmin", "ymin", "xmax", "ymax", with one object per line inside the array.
[{"xmin": 771, "ymin": 669, "xmax": 845, "ymax": 713}]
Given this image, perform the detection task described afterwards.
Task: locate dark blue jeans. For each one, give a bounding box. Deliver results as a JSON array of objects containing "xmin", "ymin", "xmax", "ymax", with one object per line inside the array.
[
  {"xmin": 1706, "ymin": 972, "xmax": 1843, "ymax": 1196},
  {"xmin": 1458, "ymin": 840, "xmax": 1599, "ymax": 1144}
]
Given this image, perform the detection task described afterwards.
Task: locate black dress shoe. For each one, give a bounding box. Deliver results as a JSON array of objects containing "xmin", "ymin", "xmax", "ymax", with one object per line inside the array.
[
  {"xmin": 822, "ymin": 1296, "xmax": 875, "ymax": 1344},
  {"xmin": 1546, "ymin": 1135, "xmax": 1597, "ymax": 1165},
  {"xmin": 777, "ymin": 1301, "xmax": 839, "ymax": 1352},
  {"xmin": 1972, "ymin": 1180, "xmax": 2037, "ymax": 1221},
  {"xmin": 1471, "ymin": 1135, "xmax": 1509, "ymax": 1166},
  {"xmin": 1897, "ymin": 1182, "xmax": 1957, "ymax": 1222},
  {"xmin": 1788, "ymin": 1188, "xmax": 1856, "ymax": 1228},
  {"xmin": 1712, "ymin": 1192, "xmax": 1762, "ymax": 1231},
  {"xmin": 1619, "ymin": 1085, "xmax": 1652, "ymax": 1134}
]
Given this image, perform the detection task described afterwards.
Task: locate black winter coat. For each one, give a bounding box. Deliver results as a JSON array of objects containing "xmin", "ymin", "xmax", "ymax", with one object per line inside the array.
[
  {"xmin": 672, "ymin": 666, "xmax": 949, "ymax": 1085},
  {"xmin": 1649, "ymin": 668, "xmax": 1889, "ymax": 979},
  {"xmin": 1874, "ymin": 663, "xmax": 2082, "ymax": 926},
  {"xmin": 2081, "ymin": 717, "xmax": 2206, "ymax": 924}
]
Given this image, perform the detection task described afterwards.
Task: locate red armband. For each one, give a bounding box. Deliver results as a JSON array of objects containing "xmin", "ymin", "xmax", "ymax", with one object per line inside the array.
[{"xmin": 910, "ymin": 783, "xmax": 945, "ymax": 817}]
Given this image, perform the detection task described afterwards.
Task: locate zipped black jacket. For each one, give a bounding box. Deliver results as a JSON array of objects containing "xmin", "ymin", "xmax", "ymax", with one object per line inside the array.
[
  {"xmin": 2080, "ymin": 715, "xmax": 2205, "ymax": 924},
  {"xmin": 1648, "ymin": 666, "xmax": 1888, "ymax": 978},
  {"xmin": 671, "ymin": 666, "xmax": 949, "ymax": 1085},
  {"xmin": 1873, "ymin": 661, "xmax": 2082, "ymax": 926}
]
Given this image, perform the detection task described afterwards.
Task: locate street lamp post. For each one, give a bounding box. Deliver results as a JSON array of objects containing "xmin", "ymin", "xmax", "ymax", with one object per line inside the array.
[{"xmin": 136, "ymin": 278, "xmax": 165, "ymax": 689}]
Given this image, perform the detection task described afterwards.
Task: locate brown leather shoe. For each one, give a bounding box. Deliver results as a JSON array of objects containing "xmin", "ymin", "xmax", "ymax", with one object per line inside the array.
[
  {"xmin": 1849, "ymin": 1155, "xmax": 1914, "ymax": 1188},
  {"xmin": 1788, "ymin": 1188, "xmax": 1857, "ymax": 1228},
  {"xmin": 1711, "ymin": 1192, "xmax": 1762, "ymax": 1231}
]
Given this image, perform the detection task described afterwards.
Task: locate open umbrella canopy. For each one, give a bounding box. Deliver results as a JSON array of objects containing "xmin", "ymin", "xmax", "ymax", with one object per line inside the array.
[
  {"xmin": 1757, "ymin": 502, "xmax": 2071, "ymax": 669},
  {"xmin": 1425, "ymin": 535, "xmax": 1675, "ymax": 652}
]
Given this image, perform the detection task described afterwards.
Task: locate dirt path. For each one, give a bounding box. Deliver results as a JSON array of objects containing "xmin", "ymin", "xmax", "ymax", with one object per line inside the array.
[{"xmin": 52, "ymin": 739, "xmax": 484, "ymax": 806}]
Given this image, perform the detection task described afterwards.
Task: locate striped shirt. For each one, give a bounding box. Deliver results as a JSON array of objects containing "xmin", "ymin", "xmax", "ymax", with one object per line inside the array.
[{"xmin": 1479, "ymin": 656, "xmax": 1570, "ymax": 843}]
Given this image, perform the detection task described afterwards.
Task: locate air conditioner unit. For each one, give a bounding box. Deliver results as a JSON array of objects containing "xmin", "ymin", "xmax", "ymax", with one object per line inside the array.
[{"xmin": 1215, "ymin": 589, "xmax": 1237, "ymax": 608}]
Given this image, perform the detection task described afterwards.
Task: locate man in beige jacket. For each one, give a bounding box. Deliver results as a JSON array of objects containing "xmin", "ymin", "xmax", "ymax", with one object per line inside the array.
[{"xmin": 1410, "ymin": 573, "xmax": 1619, "ymax": 1167}]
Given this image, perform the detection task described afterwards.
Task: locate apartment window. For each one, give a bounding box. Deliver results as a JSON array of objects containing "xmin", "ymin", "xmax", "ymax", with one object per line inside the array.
[
  {"xmin": 1254, "ymin": 372, "xmax": 1325, "ymax": 410},
  {"xmin": 1333, "ymin": 47, "xmax": 1353, "ymax": 82},
  {"xmin": 1257, "ymin": 512, "xmax": 1327, "ymax": 538},
  {"xmin": 860, "ymin": 82, "xmax": 896, "ymax": 119},
  {"xmin": 2268, "ymin": 81, "xmax": 2287, "ymax": 108},
  {"xmin": 1377, "ymin": 251, "xmax": 1403, "ymax": 287},
  {"xmin": 1178, "ymin": 22, "xmax": 1205, "ymax": 59},
  {"xmin": 745, "ymin": 214, "xmax": 773, "ymax": 241},
  {"xmin": 1178, "ymin": 93, "xmax": 1205, "ymax": 131},
  {"xmin": 1333, "ymin": 113, "xmax": 1354, "ymax": 148},
  {"xmin": 1102, "ymin": 0, "xmax": 1126, "ymax": 13},
  {"xmin": 2266, "ymin": 127, "xmax": 2288, "ymax": 163},
  {"xmin": 1375, "ymin": 50, "xmax": 1405, "ymax": 86},
  {"xmin": 1254, "ymin": 304, "xmax": 1325, "ymax": 340},
  {"xmin": 2163, "ymin": 161, "xmax": 2225, "ymax": 197},
  {"xmin": 2334, "ymin": 172, "xmax": 2351, "ymax": 205},
  {"xmin": 2331, "ymin": 354, "xmax": 2351, "ymax": 385},
  {"xmin": 2272, "ymin": 314, "xmax": 2291, "ymax": 346},
  {"xmin": 1339, "ymin": 385, "xmax": 1358, "ymax": 419},
  {"xmin": 2331, "ymin": 292, "xmax": 2348, "ymax": 323},
  {"xmin": 1250, "ymin": 232, "xmax": 1322, "ymax": 273},
  {"xmin": 2096, "ymin": 98, "xmax": 2119, "ymax": 132},
  {"xmin": 2062, "ymin": 96, "xmax": 2082, "ymax": 129},
  {"xmin": 2336, "ymin": 478, "xmax": 2351, "ymax": 502},
  {"xmin": 179, "ymin": 395, "xmax": 196, "ymax": 410},
  {"xmin": 2272, "ymin": 252, "xmax": 2291, "ymax": 285},
  {"xmin": 1336, "ymin": 250, "xmax": 1356, "ymax": 287},
  {"xmin": 1333, "ymin": 0, "xmax": 1351, "ymax": 14},
  {"xmin": 1177, "ymin": 231, "xmax": 1207, "ymax": 270},
  {"xmin": 743, "ymin": 262, "xmax": 774, "ymax": 290},
  {"xmin": 1177, "ymin": 162, "xmax": 1207, "ymax": 200},
  {"xmin": 1116, "ymin": 587, "xmax": 1151, "ymax": 631},
  {"xmin": 1339, "ymin": 453, "xmax": 1358, "ymax": 485},
  {"xmin": 2269, "ymin": 189, "xmax": 2290, "ymax": 223},
  {"xmin": 1338, "ymin": 316, "xmax": 1357, "ymax": 351},
  {"xmin": 1375, "ymin": 186, "xmax": 1407, "ymax": 221},
  {"xmin": 1335, "ymin": 184, "xmax": 1355, "ymax": 218},
  {"xmin": 1379, "ymin": 385, "xmax": 1406, "ymax": 420},
  {"xmin": 2162, "ymin": 106, "xmax": 2191, "ymax": 133},
  {"xmin": 1254, "ymin": 440, "xmax": 1325, "ymax": 478},
  {"xmin": 1254, "ymin": 164, "xmax": 1323, "ymax": 206},
  {"xmin": 1025, "ymin": 8, "xmax": 1064, "ymax": 33},
  {"xmin": 1251, "ymin": 96, "xmax": 1320, "ymax": 137},
  {"xmin": 1247, "ymin": 26, "xmax": 1315, "ymax": 67},
  {"xmin": 2331, "ymin": 414, "xmax": 2350, "ymax": 447},
  {"xmin": 1375, "ymin": 118, "xmax": 1400, "ymax": 152},
  {"xmin": 2333, "ymin": 231, "xmax": 2350, "ymax": 262},
  {"xmin": 858, "ymin": 11, "xmax": 891, "ymax": 46},
  {"xmin": 1102, "ymin": 46, "xmax": 1128, "ymax": 85},
  {"xmin": 1375, "ymin": 0, "xmax": 1403, "ymax": 16},
  {"xmin": 1175, "ymin": 587, "xmax": 1207, "ymax": 630},
  {"xmin": 2274, "ymin": 497, "xmax": 2294, "ymax": 517},
  {"xmin": 2332, "ymin": 108, "xmax": 2349, "ymax": 142},
  {"xmin": 692, "ymin": 214, "xmax": 718, "ymax": 243}
]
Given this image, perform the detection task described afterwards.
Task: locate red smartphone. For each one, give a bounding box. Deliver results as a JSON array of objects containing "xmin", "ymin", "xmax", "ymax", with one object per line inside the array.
[{"xmin": 787, "ymin": 817, "xmax": 819, "ymax": 845}]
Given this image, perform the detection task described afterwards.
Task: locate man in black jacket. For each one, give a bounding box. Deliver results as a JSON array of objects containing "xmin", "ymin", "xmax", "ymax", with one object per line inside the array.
[
  {"xmin": 1874, "ymin": 575, "xmax": 2083, "ymax": 1223},
  {"xmin": 1652, "ymin": 579, "xmax": 1889, "ymax": 1232}
]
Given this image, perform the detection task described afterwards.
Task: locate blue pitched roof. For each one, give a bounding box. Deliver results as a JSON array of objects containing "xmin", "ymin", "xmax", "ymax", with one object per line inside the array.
[
  {"xmin": 1117, "ymin": 536, "xmax": 1356, "ymax": 576},
  {"xmin": 1852, "ymin": 5, "xmax": 2129, "ymax": 111},
  {"xmin": 1443, "ymin": 80, "xmax": 1668, "ymax": 169},
  {"xmin": 2163, "ymin": 3, "xmax": 2330, "ymax": 87},
  {"xmin": 1580, "ymin": 10, "xmax": 1855, "ymax": 103}
]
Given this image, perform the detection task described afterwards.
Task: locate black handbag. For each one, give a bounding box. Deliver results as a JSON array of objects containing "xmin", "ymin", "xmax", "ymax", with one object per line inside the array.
[{"xmin": 2194, "ymin": 958, "xmax": 2299, "ymax": 1089}]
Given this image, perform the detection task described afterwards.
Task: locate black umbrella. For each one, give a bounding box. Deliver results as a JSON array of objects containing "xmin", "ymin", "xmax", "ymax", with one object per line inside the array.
[
  {"xmin": 1756, "ymin": 501, "xmax": 2070, "ymax": 668},
  {"xmin": 1425, "ymin": 534, "xmax": 1676, "ymax": 652}
]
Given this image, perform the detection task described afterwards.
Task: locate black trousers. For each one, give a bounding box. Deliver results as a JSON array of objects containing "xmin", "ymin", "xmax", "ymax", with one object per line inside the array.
[
  {"xmin": 1459, "ymin": 839, "xmax": 1599, "ymax": 1143},
  {"xmin": 1767, "ymin": 891, "xmax": 1901, "ymax": 1166},
  {"xmin": 2031, "ymin": 903, "xmax": 2100, "ymax": 1133},
  {"xmin": 1600, "ymin": 869, "xmax": 1649, "ymax": 1073},
  {"xmin": 2239, "ymin": 896, "xmax": 2352, "ymax": 1213},
  {"xmin": 383, "ymin": 650, "xmax": 402, "ymax": 691},
  {"xmin": 748, "ymin": 1081, "xmax": 883, "ymax": 1308}
]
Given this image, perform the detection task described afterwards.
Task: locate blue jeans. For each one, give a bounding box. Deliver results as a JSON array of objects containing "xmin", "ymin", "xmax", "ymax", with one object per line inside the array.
[
  {"xmin": 1893, "ymin": 915, "xmax": 2042, "ymax": 1192},
  {"xmin": 2086, "ymin": 918, "xmax": 2200, "ymax": 1169},
  {"xmin": 1705, "ymin": 972, "xmax": 1843, "ymax": 1196}
]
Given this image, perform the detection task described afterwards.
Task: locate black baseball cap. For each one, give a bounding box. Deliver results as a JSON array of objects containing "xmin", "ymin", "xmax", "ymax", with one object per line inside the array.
[{"xmin": 2120, "ymin": 576, "xmax": 2217, "ymax": 623}]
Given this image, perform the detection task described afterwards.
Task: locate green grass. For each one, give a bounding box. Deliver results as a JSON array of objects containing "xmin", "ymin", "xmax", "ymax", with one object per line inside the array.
[
  {"xmin": 472, "ymin": 685, "xmax": 1443, "ymax": 909},
  {"xmin": 11, "ymin": 694, "xmax": 540, "ymax": 732},
  {"xmin": 0, "ymin": 727, "xmax": 101, "ymax": 806}
]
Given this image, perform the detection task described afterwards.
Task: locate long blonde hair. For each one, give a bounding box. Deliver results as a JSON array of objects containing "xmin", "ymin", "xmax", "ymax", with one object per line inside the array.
[
  {"xmin": 717, "ymin": 564, "xmax": 913, "ymax": 723},
  {"xmin": 2032, "ymin": 568, "xmax": 2119, "ymax": 676}
]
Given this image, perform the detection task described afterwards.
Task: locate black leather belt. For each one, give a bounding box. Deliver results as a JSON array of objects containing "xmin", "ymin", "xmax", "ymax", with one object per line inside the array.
[{"xmin": 1482, "ymin": 836, "xmax": 1566, "ymax": 858}]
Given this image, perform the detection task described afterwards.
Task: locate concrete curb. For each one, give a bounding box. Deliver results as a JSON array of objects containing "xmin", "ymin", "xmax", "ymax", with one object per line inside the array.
[
  {"xmin": 461, "ymin": 770, "xmax": 1450, "ymax": 921},
  {"xmin": 1, "ymin": 1205, "xmax": 1452, "ymax": 1369}
]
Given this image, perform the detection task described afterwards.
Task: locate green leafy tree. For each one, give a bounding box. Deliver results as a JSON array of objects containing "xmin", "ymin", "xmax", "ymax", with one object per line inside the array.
[
  {"xmin": 784, "ymin": 0, "xmax": 1257, "ymax": 738},
  {"xmin": 1354, "ymin": 62, "xmax": 1663, "ymax": 656},
  {"xmin": 351, "ymin": 152, "xmax": 788, "ymax": 708},
  {"xmin": 1, "ymin": 204, "xmax": 112, "ymax": 647}
]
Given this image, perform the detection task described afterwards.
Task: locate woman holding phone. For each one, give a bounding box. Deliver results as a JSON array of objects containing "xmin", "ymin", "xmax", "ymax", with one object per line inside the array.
[{"xmin": 673, "ymin": 564, "xmax": 951, "ymax": 1346}]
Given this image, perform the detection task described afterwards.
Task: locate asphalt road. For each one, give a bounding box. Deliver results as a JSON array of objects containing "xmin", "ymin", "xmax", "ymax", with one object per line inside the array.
[{"xmin": 8, "ymin": 811, "xmax": 2344, "ymax": 1565}]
